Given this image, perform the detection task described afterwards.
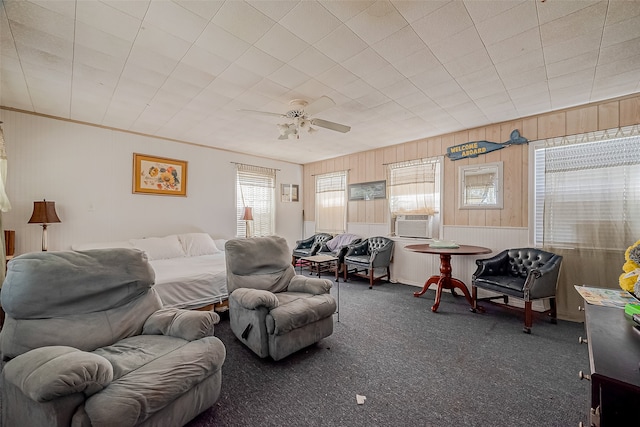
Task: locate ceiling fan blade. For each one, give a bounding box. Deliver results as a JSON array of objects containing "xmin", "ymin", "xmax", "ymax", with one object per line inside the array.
[
  {"xmin": 238, "ymin": 109, "xmax": 285, "ymax": 118},
  {"xmin": 304, "ymin": 96, "xmax": 335, "ymax": 116},
  {"xmin": 311, "ymin": 118, "xmax": 351, "ymax": 133}
]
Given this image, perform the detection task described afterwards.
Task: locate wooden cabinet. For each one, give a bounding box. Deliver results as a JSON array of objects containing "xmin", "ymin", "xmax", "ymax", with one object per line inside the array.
[
  {"xmin": 582, "ymin": 304, "xmax": 640, "ymax": 426},
  {"xmin": 4, "ymin": 229, "xmax": 15, "ymax": 257}
]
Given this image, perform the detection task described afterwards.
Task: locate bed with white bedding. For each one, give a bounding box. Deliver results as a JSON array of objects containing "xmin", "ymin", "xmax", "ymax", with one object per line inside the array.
[
  {"xmin": 149, "ymin": 253, "xmax": 227, "ymax": 309},
  {"xmin": 71, "ymin": 233, "xmax": 229, "ymax": 310}
]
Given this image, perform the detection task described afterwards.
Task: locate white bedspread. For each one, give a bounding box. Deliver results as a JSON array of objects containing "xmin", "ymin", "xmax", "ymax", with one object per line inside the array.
[
  {"xmin": 150, "ymin": 253, "xmax": 228, "ymax": 310},
  {"xmin": 72, "ymin": 234, "xmax": 230, "ymax": 310}
]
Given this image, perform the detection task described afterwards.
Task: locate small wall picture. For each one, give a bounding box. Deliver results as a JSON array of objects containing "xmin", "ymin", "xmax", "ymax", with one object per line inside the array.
[
  {"xmin": 281, "ymin": 184, "xmax": 299, "ymax": 202},
  {"xmin": 348, "ymin": 180, "xmax": 386, "ymax": 201},
  {"xmin": 133, "ymin": 153, "xmax": 188, "ymax": 196}
]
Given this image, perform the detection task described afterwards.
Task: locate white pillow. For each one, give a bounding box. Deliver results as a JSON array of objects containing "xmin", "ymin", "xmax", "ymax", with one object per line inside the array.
[
  {"xmin": 130, "ymin": 235, "xmax": 186, "ymax": 260},
  {"xmin": 214, "ymin": 239, "xmax": 228, "ymax": 252},
  {"xmin": 178, "ymin": 233, "xmax": 221, "ymax": 257},
  {"xmin": 72, "ymin": 241, "xmax": 134, "ymax": 251}
]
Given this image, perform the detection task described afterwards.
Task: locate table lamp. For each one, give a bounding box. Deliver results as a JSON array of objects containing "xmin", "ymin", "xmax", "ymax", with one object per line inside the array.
[
  {"xmin": 241, "ymin": 206, "xmax": 253, "ymax": 238},
  {"xmin": 28, "ymin": 199, "xmax": 61, "ymax": 251}
]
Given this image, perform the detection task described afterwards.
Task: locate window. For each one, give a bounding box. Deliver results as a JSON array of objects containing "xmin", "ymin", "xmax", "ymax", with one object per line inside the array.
[
  {"xmin": 315, "ymin": 171, "xmax": 347, "ymax": 234},
  {"xmin": 532, "ymin": 128, "xmax": 640, "ymax": 249},
  {"xmin": 387, "ymin": 156, "xmax": 443, "ymax": 237},
  {"xmin": 236, "ymin": 164, "xmax": 276, "ymax": 237},
  {"xmin": 459, "ymin": 162, "xmax": 503, "ymax": 209}
]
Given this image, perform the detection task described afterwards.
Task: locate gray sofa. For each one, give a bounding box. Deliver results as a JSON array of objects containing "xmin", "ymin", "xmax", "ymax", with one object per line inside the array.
[
  {"xmin": 226, "ymin": 236, "xmax": 336, "ymax": 361},
  {"xmin": 0, "ymin": 248, "xmax": 226, "ymax": 427}
]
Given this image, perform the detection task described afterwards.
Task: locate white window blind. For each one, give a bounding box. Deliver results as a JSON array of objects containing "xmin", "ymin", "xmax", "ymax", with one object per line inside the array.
[
  {"xmin": 533, "ymin": 128, "xmax": 640, "ymax": 249},
  {"xmin": 387, "ymin": 157, "xmax": 441, "ymax": 216},
  {"xmin": 315, "ymin": 171, "xmax": 347, "ymax": 234},
  {"xmin": 236, "ymin": 164, "xmax": 276, "ymax": 237}
]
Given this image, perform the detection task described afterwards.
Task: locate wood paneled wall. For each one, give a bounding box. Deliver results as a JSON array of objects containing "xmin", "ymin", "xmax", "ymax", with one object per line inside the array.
[{"xmin": 303, "ymin": 93, "xmax": 640, "ymax": 227}]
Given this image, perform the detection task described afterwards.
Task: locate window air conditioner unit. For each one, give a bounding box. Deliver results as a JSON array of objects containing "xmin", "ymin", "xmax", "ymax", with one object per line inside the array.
[{"xmin": 395, "ymin": 215, "xmax": 432, "ymax": 238}]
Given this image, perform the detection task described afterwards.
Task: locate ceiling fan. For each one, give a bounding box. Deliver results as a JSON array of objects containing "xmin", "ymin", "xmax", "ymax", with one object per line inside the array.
[{"xmin": 239, "ymin": 96, "xmax": 351, "ymax": 140}]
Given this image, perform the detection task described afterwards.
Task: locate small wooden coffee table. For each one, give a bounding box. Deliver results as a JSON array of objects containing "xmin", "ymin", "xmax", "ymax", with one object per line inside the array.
[{"xmin": 300, "ymin": 254, "xmax": 339, "ymax": 280}]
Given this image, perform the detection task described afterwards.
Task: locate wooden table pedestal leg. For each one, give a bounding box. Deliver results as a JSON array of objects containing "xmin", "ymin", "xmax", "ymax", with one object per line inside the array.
[
  {"xmin": 444, "ymin": 277, "xmax": 474, "ymax": 311},
  {"xmin": 413, "ymin": 276, "xmax": 440, "ymax": 298},
  {"xmin": 413, "ymin": 253, "xmax": 475, "ymax": 312}
]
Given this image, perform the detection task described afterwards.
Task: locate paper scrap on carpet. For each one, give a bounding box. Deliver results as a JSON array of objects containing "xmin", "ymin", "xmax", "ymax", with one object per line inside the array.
[{"xmin": 356, "ymin": 394, "xmax": 366, "ymax": 405}]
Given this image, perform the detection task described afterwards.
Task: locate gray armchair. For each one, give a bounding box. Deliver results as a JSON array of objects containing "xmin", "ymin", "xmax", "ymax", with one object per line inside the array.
[
  {"xmin": 226, "ymin": 236, "xmax": 336, "ymax": 361},
  {"xmin": 291, "ymin": 233, "xmax": 333, "ymax": 265},
  {"xmin": 343, "ymin": 236, "xmax": 395, "ymax": 289},
  {"xmin": 472, "ymin": 248, "xmax": 563, "ymax": 333},
  {"xmin": 0, "ymin": 248, "xmax": 226, "ymax": 427}
]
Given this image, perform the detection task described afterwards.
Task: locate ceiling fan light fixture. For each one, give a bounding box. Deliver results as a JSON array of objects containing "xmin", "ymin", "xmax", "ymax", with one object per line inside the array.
[
  {"xmin": 277, "ymin": 123, "xmax": 289, "ymax": 135},
  {"xmin": 245, "ymin": 96, "xmax": 349, "ymax": 140},
  {"xmin": 277, "ymin": 122, "xmax": 299, "ymax": 140},
  {"xmin": 298, "ymin": 119, "xmax": 310, "ymax": 129}
]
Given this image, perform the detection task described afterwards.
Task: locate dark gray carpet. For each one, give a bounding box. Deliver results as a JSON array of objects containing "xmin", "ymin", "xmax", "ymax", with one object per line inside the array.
[{"xmin": 188, "ymin": 279, "xmax": 590, "ymax": 427}]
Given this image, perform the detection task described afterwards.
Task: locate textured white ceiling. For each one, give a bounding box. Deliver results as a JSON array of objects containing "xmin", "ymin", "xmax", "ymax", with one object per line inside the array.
[{"xmin": 1, "ymin": 0, "xmax": 639, "ymax": 163}]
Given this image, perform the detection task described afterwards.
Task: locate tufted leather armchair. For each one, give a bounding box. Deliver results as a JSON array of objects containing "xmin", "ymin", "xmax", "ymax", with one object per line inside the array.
[
  {"xmin": 343, "ymin": 236, "xmax": 395, "ymax": 289},
  {"xmin": 472, "ymin": 248, "xmax": 563, "ymax": 333},
  {"xmin": 291, "ymin": 233, "xmax": 333, "ymax": 265}
]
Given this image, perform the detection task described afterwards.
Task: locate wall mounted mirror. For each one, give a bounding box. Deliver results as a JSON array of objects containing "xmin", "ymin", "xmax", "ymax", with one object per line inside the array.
[{"xmin": 459, "ymin": 161, "xmax": 503, "ymax": 209}]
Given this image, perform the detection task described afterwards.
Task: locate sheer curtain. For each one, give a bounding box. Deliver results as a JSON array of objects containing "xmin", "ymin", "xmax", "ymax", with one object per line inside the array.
[
  {"xmin": 387, "ymin": 157, "xmax": 442, "ymax": 236},
  {"xmin": 0, "ymin": 124, "xmax": 11, "ymax": 284},
  {"xmin": 315, "ymin": 171, "xmax": 347, "ymax": 234},
  {"xmin": 236, "ymin": 163, "xmax": 276, "ymax": 237},
  {"xmin": 534, "ymin": 126, "xmax": 640, "ymax": 320}
]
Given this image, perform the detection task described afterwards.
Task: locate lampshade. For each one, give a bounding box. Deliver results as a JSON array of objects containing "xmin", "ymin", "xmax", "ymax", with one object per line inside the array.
[
  {"xmin": 241, "ymin": 207, "xmax": 253, "ymax": 221},
  {"xmin": 28, "ymin": 200, "xmax": 61, "ymax": 224}
]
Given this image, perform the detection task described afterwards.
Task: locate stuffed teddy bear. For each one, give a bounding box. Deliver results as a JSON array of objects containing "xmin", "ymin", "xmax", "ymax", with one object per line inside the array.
[{"xmin": 620, "ymin": 239, "xmax": 640, "ymax": 298}]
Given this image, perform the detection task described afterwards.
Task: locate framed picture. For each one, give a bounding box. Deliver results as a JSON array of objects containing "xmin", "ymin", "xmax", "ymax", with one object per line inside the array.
[
  {"xmin": 281, "ymin": 184, "xmax": 299, "ymax": 202},
  {"xmin": 133, "ymin": 153, "xmax": 188, "ymax": 196},
  {"xmin": 348, "ymin": 180, "xmax": 386, "ymax": 201},
  {"xmin": 458, "ymin": 162, "xmax": 503, "ymax": 209}
]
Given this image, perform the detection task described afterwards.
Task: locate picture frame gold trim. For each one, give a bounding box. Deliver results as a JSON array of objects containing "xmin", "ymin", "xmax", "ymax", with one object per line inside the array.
[{"xmin": 133, "ymin": 153, "xmax": 188, "ymax": 197}]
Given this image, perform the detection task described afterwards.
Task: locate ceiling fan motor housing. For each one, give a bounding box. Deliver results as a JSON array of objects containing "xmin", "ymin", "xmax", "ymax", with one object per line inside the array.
[
  {"xmin": 286, "ymin": 109, "xmax": 306, "ymax": 119},
  {"xmin": 286, "ymin": 99, "xmax": 308, "ymax": 119}
]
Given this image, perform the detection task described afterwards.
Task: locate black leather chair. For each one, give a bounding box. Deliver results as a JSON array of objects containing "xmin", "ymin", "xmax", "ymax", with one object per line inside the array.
[
  {"xmin": 291, "ymin": 233, "xmax": 332, "ymax": 265},
  {"xmin": 471, "ymin": 248, "xmax": 563, "ymax": 333},
  {"xmin": 343, "ymin": 236, "xmax": 394, "ymax": 289}
]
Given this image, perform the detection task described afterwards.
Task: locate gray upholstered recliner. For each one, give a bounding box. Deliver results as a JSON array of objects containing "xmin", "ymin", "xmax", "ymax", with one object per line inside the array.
[
  {"xmin": 226, "ymin": 236, "xmax": 336, "ymax": 361},
  {"xmin": 343, "ymin": 236, "xmax": 395, "ymax": 289},
  {"xmin": 471, "ymin": 248, "xmax": 563, "ymax": 333},
  {"xmin": 291, "ymin": 232, "xmax": 333, "ymax": 265},
  {"xmin": 0, "ymin": 249, "xmax": 226, "ymax": 427}
]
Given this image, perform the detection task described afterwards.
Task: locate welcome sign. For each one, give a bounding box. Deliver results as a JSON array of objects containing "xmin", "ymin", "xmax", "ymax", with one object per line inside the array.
[{"xmin": 447, "ymin": 130, "xmax": 528, "ymax": 161}]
